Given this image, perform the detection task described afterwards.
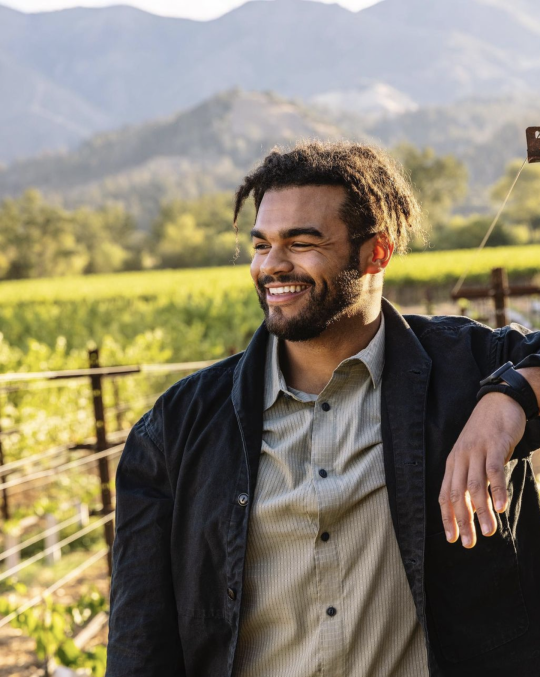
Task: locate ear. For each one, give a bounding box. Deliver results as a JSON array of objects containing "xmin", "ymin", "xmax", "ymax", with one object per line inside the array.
[{"xmin": 363, "ymin": 237, "xmax": 395, "ymax": 275}]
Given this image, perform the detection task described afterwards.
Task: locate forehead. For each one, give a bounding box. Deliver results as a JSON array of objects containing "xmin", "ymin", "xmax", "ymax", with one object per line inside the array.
[{"xmin": 255, "ymin": 185, "xmax": 348, "ymax": 233}]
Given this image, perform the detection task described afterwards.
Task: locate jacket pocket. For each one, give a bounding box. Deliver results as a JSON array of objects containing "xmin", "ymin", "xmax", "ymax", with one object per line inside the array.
[{"xmin": 425, "ymin": 522, "xmax": 529, "ymax": 663}]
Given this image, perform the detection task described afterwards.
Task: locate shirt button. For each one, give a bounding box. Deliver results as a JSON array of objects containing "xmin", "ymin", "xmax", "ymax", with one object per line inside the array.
[
  {"xmin": 321, "ymin": 532, "xmax": 330, "ymax": 542},
  {"xmin": 238, "ymin": 493, "xmax": 249, "ymax": 506},
  {"xmin": 319, "ymin": 469, "xmax": 328, "ymax": 478},
  {"xmin": 326, "ymin": 607, "xmax": 337, "ymax": 617},
  {"xmin": 227, "ymin": 588, "xmax": 237, "ymax": 600},
  {"xmin": 321, "ymin": 402, "xmax": 331, "ymax": 412}
]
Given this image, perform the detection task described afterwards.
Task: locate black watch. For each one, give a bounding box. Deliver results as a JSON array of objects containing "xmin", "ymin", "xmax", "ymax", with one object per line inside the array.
[{"xmin": 477, "ymin": 361, "xmax": 540, "ymax": 421}]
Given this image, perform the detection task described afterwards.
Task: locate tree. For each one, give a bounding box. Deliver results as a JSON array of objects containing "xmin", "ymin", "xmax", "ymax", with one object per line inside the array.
[
  {"xmin": 151, "ymin": 193, "xmax": 255, "ymax": 269},
  {"xmin": 394, "ymin": 144, "xmax": 469, "ymax": 232},
  {"xmin": 0, "ymin": 191, "xmax": 87, "ymax": 279},
  {"xmin": 71, "ymin": 204, "xmax": 135, "ymax": 274},
  {"xmin": 433, "ymin": 214, "xmax": 528, "ymax": 250},
  {"xmin": 491, "ymin": 159, "xmax": 540, "ymax": 241},
  {"xmin": 0, "ymin": 191, "xmax": 136, "ymax": 280}
]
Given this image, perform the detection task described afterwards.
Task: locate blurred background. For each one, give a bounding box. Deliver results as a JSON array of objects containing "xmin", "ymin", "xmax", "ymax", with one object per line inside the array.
[{"xmin": 0, "ymin": 0, "xmax": 539, "ymax": 674}]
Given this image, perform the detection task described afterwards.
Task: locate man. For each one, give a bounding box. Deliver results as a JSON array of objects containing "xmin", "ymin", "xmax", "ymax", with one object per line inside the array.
[{"xmin": 106, "ymin": 142, "xmax": 540, "ymax": 677}]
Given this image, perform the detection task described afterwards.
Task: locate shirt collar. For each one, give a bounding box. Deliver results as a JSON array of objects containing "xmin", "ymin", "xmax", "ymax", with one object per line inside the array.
[
  {"xmin": 263, "ymin": 313, "xmax": 386, "ymax": 412},
  {"xmin": 345, "ymin": 312, "xmax": 385, "ymax": 390},
  {"xmin": 264, "ymin": 333, "xmax": 287, "ymax": 411}
]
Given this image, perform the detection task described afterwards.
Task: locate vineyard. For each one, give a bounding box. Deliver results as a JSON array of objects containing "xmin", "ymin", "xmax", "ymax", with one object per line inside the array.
[
  {"xmin": 1, "ymin": 245, "xmax": 540, "ymax": 367},
  {"xmin": 0, "ymin": 245, "xmax": 539, "ymax": 675}
]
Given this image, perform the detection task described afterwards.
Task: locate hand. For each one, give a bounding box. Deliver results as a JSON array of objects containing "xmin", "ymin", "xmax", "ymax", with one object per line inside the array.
[{"xmin": 438, "ymin": 392, "xmax": 526, "ymax": 548}]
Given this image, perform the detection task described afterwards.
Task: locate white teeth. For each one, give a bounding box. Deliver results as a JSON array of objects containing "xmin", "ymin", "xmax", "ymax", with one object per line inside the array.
[{"xmin": 268, "ymin": 285, "xmax": 308, "ymax": 295}]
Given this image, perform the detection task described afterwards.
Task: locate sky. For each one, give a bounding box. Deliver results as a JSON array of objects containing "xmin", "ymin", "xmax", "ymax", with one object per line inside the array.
[{"xmin": 2, "ymin": 0, "xmax": 381, "ymax": 21}]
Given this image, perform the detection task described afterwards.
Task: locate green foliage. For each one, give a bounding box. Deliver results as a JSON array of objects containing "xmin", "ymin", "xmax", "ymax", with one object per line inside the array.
[
  {"xmin": 492, "ymin": 160, "xmax": 540, "ymax": 238},
  {"xmin": 0, "ymin": 268, "xmax": 261, "ymax": 464},
  {"xmin": 150, "ymin": 192, "xmax": 255, "ymax": 268},
  {"xmin": 431, "ymin": 214, "xmax": 529, "ymax": 250},
  {"xmin": 395, "ymin": 144, "xmax": 469, "ymax": 229},
  {"xmin": 0, "ymin": 189, "xmax": 257, "ymax": 280},
  {"xmin": 386, "ymin": 245, "xmax": 540, "ymax": 287},
  {"xmin": 0, "ymin": 190, "xmax": 135, "ymax": 280},
  {"xmin": 0, "ymin": 588, "xmax": 107, "ymax": 676}
]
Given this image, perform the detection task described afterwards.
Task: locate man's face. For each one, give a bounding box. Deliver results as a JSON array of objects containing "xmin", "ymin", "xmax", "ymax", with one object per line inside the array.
[{"xmin": 250, "ymin": 185, "xmax": 369, "ymax": 342}]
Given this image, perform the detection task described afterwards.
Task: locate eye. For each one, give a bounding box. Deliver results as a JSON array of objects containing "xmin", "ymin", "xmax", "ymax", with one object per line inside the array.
[
  {"xmin": 291, "ymin": 242, "xmax": 313, "ymax": 249},
  {"xmin": 253, "ymin": 243, "xmax": 270, "ymax": 251}
]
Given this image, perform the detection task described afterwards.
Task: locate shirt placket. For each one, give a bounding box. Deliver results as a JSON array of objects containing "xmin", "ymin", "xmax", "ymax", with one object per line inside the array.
[{"xmin": 311, "ymin": 383, "xmax": 345, "ymax": 677}]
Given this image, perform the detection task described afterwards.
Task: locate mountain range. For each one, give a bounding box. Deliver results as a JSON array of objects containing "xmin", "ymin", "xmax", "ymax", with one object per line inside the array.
[{"xmin": 1, "ymin": 0, "xmax": 539, "ymax": 163}]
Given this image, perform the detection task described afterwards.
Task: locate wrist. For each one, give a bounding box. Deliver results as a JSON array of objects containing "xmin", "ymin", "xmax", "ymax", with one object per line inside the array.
[{"xmin": 478, "ymin": 362, "xmax": 540, "ymax": 422}]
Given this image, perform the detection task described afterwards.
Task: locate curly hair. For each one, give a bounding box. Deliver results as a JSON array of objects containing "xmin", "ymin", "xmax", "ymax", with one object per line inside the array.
[{"xmin": 234, "ymin": 140, "xmax": 424, "ymax": 255}]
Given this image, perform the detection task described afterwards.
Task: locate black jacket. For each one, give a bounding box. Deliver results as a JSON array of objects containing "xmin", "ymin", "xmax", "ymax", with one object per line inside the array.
[{"xmin": 107, "ymin": 301, "xmax": 540, "ymax": 677}]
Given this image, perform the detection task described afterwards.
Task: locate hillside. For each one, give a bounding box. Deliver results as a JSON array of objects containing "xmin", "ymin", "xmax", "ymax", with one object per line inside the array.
[
  {"xmin": 1, "ymin": 0, "xmax": 539, "ymax": 162},
  {"xmin": 0, "ymin": 91, "xmax": 351, "ymax": 226},
  {"xmin": 360, "ymin": 95, "xmax": 540, "ymax": 191}
]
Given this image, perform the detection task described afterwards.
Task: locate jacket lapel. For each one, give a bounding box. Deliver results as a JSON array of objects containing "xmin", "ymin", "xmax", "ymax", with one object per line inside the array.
[
  {"xmin": 381, "ymin": 299, "xmax": 432, "ymax": 630},
  {"xmin": 231, "ymin": 322, "xmax": 268, "ymax": 496}
]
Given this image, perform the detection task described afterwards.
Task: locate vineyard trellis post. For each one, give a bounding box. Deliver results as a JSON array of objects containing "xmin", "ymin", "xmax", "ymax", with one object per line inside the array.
[
  {"xmin": 111, "ymin": 377, "xmax": 124, "ymax": 431},
  {"xmin": 89, "ymin": 349, "xmax": 115, "ymax": 576},
  {"xmin": 493, "ymin": 267, "xmax": 509, "ymax": 328},
  {"xmin": 451, "ymin": 267, "xmax": 540, "ymax": 329},
  {"xmin": 0, "ymin": 396, "xmax": 10, "ymax": 521}
]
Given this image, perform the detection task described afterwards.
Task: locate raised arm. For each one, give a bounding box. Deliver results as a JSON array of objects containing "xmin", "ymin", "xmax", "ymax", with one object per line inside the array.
[{"xmin": 438, "ymin": 330, "xmax": 540, "ymax": 549}]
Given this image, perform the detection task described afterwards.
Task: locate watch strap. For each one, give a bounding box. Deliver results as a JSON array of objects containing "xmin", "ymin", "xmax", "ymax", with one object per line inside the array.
[{"xmin": 477, "ymin": 384, "xmax": 540, "ymax": 421}]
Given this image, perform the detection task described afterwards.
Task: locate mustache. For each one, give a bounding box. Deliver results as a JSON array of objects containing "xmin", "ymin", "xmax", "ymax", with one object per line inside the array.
[{"xmin": 257, "ymin": 275, "xmax": 315, "ymax": 288}]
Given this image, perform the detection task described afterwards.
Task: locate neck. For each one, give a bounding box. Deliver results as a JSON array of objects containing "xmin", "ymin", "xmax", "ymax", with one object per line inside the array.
[{"xmin": 279, "ymin": 302, "xmax": 383, "ymax": 395}]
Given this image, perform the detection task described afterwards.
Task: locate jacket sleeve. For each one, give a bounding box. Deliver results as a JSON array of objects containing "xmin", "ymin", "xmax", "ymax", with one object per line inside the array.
[
  {"xmin": 494, "ymin": 324, "xmax": 540, "ymax": 456},
  {"xmin": 106, "ymin": 404, "xmax": 184, "ymax": 677}
]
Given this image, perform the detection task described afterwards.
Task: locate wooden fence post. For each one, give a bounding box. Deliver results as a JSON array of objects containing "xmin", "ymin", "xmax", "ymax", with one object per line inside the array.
[
  {"xmin": 88, "ymin": 349, "xmax": 115, "ymax": 576},
  {"xmin": 111, "ymin": 378, "xmax": 124, "ymax": 432},
  {"xmin": 492, "ymin": 267, "xmax": 509, "ymax": 329},
  {"xmin": 0, "ymin": 396, "xmax": 11, "ymax": 521}
]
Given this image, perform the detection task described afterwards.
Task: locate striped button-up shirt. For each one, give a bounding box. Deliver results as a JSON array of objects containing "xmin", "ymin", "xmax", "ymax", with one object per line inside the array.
[{"xmin": 234, "ymin": 315, "xmax": 429, "ymax": 676}]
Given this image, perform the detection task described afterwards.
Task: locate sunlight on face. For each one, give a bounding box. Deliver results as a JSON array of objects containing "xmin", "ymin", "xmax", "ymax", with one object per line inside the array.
[{"xmin": 250, "ymin": 186, "xmax": 366, "ymax": 341}]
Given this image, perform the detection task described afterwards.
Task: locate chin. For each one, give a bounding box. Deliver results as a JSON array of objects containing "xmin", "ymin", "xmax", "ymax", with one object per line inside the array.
[{"xmin": 265, "ymin": 316, "xmax": 325, "ymax": 342}]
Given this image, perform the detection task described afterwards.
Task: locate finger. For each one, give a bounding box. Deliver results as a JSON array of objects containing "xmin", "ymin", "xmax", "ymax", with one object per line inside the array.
[
  {"xmin": 450, "ymin": 455, "xmax": 476, "ymax": 548},
  {"xmin": 486, "ymin": 450, "xmax": 508, "ymax": 513},
  {"xmin": 439, "ymin": 454, "xmax": 459, "ymax": 543},
  {"xmin": 467, "ymin": 456, "xmax": 497, "ymax": 537}
]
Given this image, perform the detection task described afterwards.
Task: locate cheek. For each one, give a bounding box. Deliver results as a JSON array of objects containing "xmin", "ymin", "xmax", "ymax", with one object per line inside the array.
[{"xmin": 250, "ymin": 258, "xmax": 260, "ymax": 284}]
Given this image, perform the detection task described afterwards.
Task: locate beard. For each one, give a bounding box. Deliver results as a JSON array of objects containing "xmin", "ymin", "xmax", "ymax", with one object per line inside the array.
[{"xmin": 256, "ymin": 247, "xmax": 363, "ymax": 342}]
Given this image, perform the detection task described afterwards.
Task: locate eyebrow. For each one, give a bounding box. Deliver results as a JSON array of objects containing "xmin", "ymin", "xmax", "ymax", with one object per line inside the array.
[{"xmin": 250, "ymin": 226, "xmax": 325, "ymax": 240}]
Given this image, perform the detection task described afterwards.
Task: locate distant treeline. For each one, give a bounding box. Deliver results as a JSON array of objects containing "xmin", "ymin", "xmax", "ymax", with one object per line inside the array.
[{"xmin": 0, "ymin": 146, "xmax": 538, "ymax": 281}]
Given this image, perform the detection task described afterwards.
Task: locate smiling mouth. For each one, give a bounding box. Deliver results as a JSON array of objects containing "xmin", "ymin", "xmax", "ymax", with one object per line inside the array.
[
  {"xmin": 267, "ymin": 285, "xmax": 310, "ymax": 296},
  {"xmin": 264, "ymin": 284, "xmax": 312, "ymax": 304}
]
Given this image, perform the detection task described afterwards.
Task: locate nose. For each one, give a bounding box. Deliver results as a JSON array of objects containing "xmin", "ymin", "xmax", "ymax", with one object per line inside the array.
[{"xmin": 260, "ymin": 246, "xmax": 294, "ymax": 277}]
